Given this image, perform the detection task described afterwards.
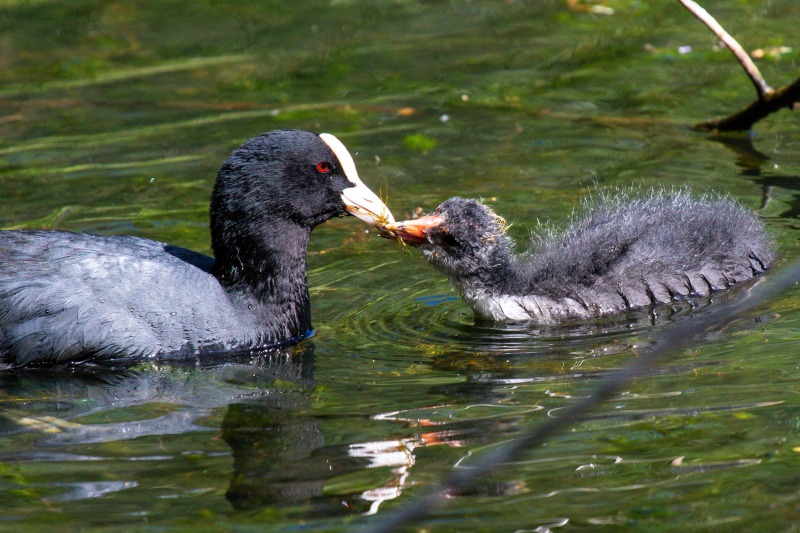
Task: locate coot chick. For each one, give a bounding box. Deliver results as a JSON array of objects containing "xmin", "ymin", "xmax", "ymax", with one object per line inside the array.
[
  {"xmin": 0, "ymin": 130, "xmax": 395, "ymax": 368},
  {"xmin": 385, "ymin": 190, "xmax": 773, "ymax": 323}
]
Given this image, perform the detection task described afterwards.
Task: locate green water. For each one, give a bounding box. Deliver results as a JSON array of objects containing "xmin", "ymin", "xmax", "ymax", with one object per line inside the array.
[{"xmin": 2, "ymin": 0, "xmax": 800, "ymax": 530}]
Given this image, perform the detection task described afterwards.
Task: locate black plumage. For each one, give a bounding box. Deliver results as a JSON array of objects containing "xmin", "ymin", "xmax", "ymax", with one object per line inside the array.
[
  {"xmin": 0, "ymin": 129, "xmax": 392, "ymax": 367},
  {"xmin": 388, "ymin": 190, "xmax": 774, "ymax": 323}
]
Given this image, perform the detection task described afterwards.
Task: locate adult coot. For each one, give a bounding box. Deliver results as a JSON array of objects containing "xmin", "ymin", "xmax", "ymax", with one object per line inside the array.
[
  {"xmin": 385, "ymin": 190, "xmax": 773, "ymax": 323},
  {"xmin": 0, "ymin": 130, "xmax": 395, "ymax": 367}
]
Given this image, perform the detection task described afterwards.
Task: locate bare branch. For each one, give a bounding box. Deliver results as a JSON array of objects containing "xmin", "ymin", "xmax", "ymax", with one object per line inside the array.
[
  {"xmin": 365, "ymin": 261, "xmax": 800, "ymax": 533},
  {"xmin": 677, "ymin": 0, "xmax": 798, "ymax": 131},
  {"xmin": 694, "ymin": 76, "xmax": 800, "ymax": 132},
  {"xmin": 677, "ymin": 0, "xmax": 772, "ymax": 98}
]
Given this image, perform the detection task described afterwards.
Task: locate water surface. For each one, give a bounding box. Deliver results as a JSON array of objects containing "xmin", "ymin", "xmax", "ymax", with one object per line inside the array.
[{"xmin": 2, "ymin": 1, "xmax": 800, "ymax": 530}]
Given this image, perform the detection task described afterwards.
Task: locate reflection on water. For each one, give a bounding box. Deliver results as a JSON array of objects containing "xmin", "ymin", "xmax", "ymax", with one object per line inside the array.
[
  {"xmin": 0, "ymin": 347, "xmax": 319, "ymax": 506},
  {"xmin": 2, "ymin": 345, "xmax": 537, "ymax": 517},
  {"xmin": 2, "ymin": 0, "xmax": 800, "ymax": 530},
  {"xmin": 710, "ymin": 134, "xmax": 800, "ymax": 221},
  {"xmin": 0, "ymin": 267, "xmax": 791, "ymax": 527},
  {"xmin": 223, "ymin": 398, "xmax": 324, "ymax": 509},
  {"xmin": 0, "ymin": 281, "xmax": 797, "ymax": 528},
  {"xmin": 45, "ymin": 481, "xmax": 138, "ymax": 503}
]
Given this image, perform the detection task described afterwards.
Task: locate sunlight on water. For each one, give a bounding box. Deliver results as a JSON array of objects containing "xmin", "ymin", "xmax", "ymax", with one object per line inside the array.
[{"xmin": 1, "ymin": 0, "xmax": 800, "ymax": 530}]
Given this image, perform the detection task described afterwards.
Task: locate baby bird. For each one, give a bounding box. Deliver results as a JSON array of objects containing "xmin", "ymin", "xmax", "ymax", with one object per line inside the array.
[{"xmin": 386, "ymin": 190, "xmax": 773, "ymax": 323}]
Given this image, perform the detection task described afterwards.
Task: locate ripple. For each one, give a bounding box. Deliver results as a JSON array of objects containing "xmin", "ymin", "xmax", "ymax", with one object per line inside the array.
[
  {"xmin": 325, "ymin": 280, "xmax": 728, "ymax": 364},
  {"xmin": 44, "ymin": 481, "xmax": 138, "ymax": 503},
  {"xmin": 374, "ymin": 403, "xmax": 544, "ymax": 425}
]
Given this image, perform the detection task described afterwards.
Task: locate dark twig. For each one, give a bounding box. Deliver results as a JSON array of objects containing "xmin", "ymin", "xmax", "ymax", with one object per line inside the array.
[
  {"xmin": 694, "ymin": 76, "xmax": 800, "ymax": 132},
  {"xmin": 677, "ymin": 0, "xmax": 799, "ymax": 131},
  {"xmin": 363, "ymin": 261, "xmax": 800, "ymax": 532}
]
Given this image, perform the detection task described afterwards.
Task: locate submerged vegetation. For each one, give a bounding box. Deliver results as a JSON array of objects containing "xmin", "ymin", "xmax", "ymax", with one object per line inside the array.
[{"xmin": 1, "ymin": 0, "xmax": 799, "ymax": 530}]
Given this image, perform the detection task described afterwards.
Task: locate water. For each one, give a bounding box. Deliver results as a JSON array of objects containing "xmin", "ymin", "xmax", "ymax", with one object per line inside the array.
[{"xmin": 2, "ymin": 0, "xmax": 800, "ymax": 529}]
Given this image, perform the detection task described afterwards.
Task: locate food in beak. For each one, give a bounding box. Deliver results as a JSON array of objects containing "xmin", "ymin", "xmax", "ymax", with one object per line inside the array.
[
  {"xmin": 383, "ymin": 215, "xmax": 444, "ymax": 245},
  {"xmin": 319, "ymin": 133, "xmax": 395, "ymax": 228}
]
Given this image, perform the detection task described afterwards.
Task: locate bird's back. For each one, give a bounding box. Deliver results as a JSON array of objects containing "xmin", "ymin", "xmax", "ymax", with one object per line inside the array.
[
  {"xmin": 512, "ymin": 190, "xmax": 773, "ymax": 311},
  {"xmin": 0, "ymin": 230, "xmax": 257, "ymax": 367}
]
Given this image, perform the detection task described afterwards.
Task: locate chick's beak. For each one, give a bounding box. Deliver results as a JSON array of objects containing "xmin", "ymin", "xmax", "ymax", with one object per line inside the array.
[
  {"xmin": 319, "ymin": 133, "xmax": 395, "ymax": 228},
  {"xmin": 383, "ymin": 215, "xmax": 444, "ymax": 245}
]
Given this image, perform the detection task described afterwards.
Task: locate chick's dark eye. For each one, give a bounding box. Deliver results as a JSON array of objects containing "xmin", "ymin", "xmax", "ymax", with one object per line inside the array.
[
  {"xmin": 440, "ymin": 231, "xmax": 459, "ymax": 249},
  {"xmin": 316, "ymin": 161, "xmax": 332, "ymax": 174}
]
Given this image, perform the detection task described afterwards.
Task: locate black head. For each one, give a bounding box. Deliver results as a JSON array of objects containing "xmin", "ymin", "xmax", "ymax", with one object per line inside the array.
[
  {"xmin": 210, "ymin": 130, "xmax": 392, "ymax": 261},
  {"xmin": 388, "ymin": 197, "xmax": 513, "ymax": 280}
]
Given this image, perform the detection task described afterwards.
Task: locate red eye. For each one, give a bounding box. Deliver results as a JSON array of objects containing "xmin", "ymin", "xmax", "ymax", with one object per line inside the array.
[{"xmin": 316, "ymin": 161, "xmax": 332, "ymax": 174}]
